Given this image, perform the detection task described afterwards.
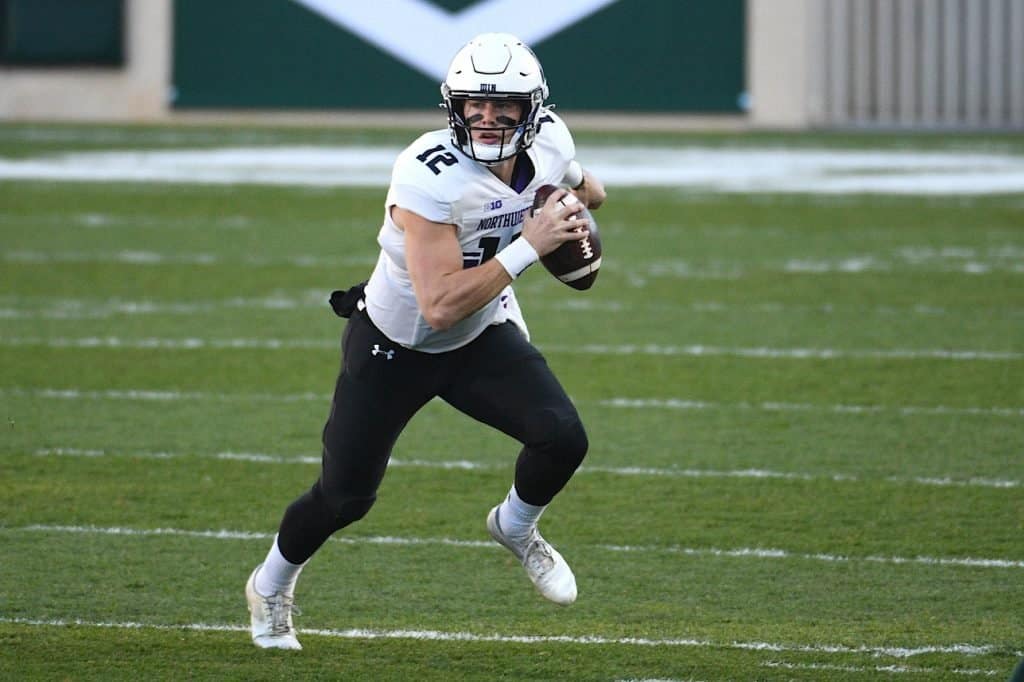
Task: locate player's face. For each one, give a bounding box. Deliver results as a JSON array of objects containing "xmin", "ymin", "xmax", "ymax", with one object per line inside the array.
[{"xmin": 463, "ymin": 99, "xmax": 525, "ymax": 146}]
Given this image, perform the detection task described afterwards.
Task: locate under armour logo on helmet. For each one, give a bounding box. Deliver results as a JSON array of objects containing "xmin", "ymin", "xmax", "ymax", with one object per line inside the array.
[{"xmin": 371, "ymin": 344, "xmax": 395, "ymax": 360}]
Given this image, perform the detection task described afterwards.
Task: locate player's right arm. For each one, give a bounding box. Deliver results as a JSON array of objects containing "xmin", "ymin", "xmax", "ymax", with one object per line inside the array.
[
  {"xmin": 395, "ymin": 192, "xmax": 586, "ymax": 331},
  {"xmin": 399, "ymin": 206, "xmax": 512, "ymax": 331}
]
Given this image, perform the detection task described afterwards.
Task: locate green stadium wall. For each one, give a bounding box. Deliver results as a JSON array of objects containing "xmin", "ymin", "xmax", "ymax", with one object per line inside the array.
[{"xmin": 171, "ymin": 0, "xmax": 745, "ymax": 113}]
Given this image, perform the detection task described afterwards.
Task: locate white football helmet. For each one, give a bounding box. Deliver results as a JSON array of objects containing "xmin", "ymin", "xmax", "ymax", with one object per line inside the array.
[{"xmin": 440, "ymin": 33, "xmax": 549, "ymax": 165}]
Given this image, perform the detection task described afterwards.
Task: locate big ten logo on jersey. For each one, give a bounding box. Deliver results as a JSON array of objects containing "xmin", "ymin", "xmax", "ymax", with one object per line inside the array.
[{"xmin": 485, "ymin": 199, "xmax": 502, "ymax": 211}]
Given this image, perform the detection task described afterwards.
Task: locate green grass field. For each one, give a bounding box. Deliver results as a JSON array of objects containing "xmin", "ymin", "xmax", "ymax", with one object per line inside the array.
[{"xmin": 1, "ymin": 122, "xmax": 1022, "ymax": 680}]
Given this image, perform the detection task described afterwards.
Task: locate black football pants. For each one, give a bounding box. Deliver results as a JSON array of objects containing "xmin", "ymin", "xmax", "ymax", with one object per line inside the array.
[{"xmin": 276, "ymin": 307, "xmax": 588, "ymax": 564}]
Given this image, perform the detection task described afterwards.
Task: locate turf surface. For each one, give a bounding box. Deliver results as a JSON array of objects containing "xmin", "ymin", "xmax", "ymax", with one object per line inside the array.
[{"xmin": 1, "ymin": 123, "xmax": 1021, "ymax": 680}]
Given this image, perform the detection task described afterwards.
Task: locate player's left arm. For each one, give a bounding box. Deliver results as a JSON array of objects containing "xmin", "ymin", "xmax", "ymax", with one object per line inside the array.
[
  {"xmin": 563, "ymin": 159, "xmax": 606, "ymax": 210},
  {"xmin": 572, "ymin": 168, "xmax": 606, "ymax": 210}
]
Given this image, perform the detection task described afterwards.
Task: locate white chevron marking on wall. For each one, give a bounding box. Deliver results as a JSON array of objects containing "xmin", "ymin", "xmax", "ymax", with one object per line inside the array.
[{"xmin": 291, "ymin": 0, "xmax": 619, "ymax": 80}]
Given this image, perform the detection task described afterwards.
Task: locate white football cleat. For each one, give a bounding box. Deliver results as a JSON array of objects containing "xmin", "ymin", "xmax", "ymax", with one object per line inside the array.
[
  {"xmin": 245, "ymin": 564, "xmax": 302, "ymax": 650},
  {"xmin": 487, "ymin": 506, "xmax": 578, "ymax": 605}
]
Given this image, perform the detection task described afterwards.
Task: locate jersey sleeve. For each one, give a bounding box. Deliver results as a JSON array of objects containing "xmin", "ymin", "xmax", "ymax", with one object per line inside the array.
[
  {"xmin": 540, "ymin": 109, "xmax": 577, "ymax": 166},
  {"xmin": 384, "ymin": 134, "xmax": 458, "ymax": 225},
  {"xmin": 386, "ymin": 182, "xmax": 453, "ymax": 224}
]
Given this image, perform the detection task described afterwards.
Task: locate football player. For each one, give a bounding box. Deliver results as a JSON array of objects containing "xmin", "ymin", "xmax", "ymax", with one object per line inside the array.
[{"xmin": 245, "ymin": 32, "xmax": 606, "ymax": 649}]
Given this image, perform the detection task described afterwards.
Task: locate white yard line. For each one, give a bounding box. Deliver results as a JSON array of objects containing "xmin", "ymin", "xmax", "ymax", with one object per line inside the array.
[
  {"xmin": 0, "ymin": 292, "xmax": 328, "ymax": 319},
  {"xmin": 1, "ymin": 336, "xmax": 1020, "ymax": 360},
  {"xmin": 6, "ymin": 248, "xmax": 1023, "ymax": 276},
  {"xmin": 4, "ymin": 386, "xmax": 1021, "ymax": 419},
  {"xmin": 601, "ymin": 397, "xmax": 1024, "ymax": 419},
  {"xmin": 556, "ymin": 344, "xmax": 1024, "ymax": 361},
  {"xmin": 11, "ymin": 523, "xmax": 1024, "ymax": 571},
  {"xmin": 30, "ymin": 447, "xmax": 1022, "ymax": 490},
  {"xmin": 0, "ymin": 211, "xmax": 253, "ymax": 230},
  {"xmin": 2, "ymin": 386, "xmax": 328, "ymax": 402},
  {"xmin": 5, "ymin": 294, "xmax": 1019, "ymax": 319},
  {"xmin": 0, "ymin": 336, "xmax": 338, "ymax": 350},
  {"xmin": 0, "ymin": 616, "xmax": 1015, "ymax": 673},
  {"xmin": 3, "ymin": 249, "xmax": 375, "ymax": 268},
  {"xmin": 760, "ymin": 660, "xmax": 1000, "ymax": 677},
  {"xmin": 544, "ymin": 298, "xmax": 1024, "ymax": 318}
]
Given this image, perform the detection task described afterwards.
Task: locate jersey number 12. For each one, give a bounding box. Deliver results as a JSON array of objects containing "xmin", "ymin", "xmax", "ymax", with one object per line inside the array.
[{"xmin": 416, "ymin": 145, "xmax": 458, "ymax": 175}]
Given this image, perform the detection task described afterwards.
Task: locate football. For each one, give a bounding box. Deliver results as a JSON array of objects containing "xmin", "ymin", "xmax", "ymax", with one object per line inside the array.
[{"xmin": 531, "ymin": 184, "xmax": 602, "ymax": 290}]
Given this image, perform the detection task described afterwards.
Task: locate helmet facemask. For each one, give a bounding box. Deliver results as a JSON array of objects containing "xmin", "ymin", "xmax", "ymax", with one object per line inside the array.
[{"xmin": 443, "ymin": 91, "xmax": 543, "ymax": 165}]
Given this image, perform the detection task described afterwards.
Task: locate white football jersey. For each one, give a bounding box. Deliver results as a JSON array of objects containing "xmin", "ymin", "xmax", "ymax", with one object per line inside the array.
[{"xmin": 364, "ymin": 109, "xmax": 577, "ymax": 353}]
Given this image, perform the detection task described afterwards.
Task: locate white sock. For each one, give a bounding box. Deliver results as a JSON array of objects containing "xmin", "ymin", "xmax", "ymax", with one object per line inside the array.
[
  {"xmin": 254, "ymin": 535, "xmax": 305, "ymax": 597},
  {"xmin": 496, "ymin": 484, "xmax": 546, "ymax": 541}
]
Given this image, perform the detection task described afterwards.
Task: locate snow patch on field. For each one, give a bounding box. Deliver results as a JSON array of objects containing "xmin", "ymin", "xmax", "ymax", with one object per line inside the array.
[{"xmin": 2, "ymin": 146, "xmax": 1024, "ymax": 194}]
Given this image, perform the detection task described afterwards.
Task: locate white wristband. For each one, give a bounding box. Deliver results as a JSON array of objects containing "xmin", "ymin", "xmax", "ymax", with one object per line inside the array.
[
  {"xmin": 494, "ymin": 237, "xmax": 539, "ymax": 279},
  {"xmin": 562, "ymin": 160, "xmax": 584, "ymax": 189}
]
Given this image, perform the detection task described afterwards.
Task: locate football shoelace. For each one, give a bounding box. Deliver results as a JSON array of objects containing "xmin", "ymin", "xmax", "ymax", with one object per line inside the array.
[
  {"xmin": 523, "ymin": 539, "xmax": 556, "ymax": 576},
  {"xmin": 263, "ymin": 593, "xmax": 300, "ymax": 635}
]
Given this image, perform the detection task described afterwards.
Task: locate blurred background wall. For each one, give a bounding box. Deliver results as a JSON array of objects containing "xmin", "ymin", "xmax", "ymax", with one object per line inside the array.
[
  {"xmin": 0, "ymin": 0, "xmax": 1021, "ymax": 130},
  {"xmin": 0, "ymin": 0, "xmax": 169, "ymax": 120}
]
